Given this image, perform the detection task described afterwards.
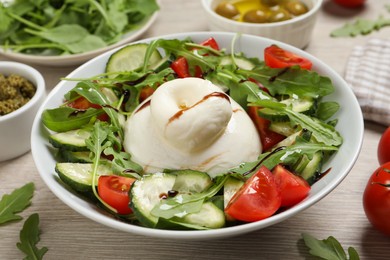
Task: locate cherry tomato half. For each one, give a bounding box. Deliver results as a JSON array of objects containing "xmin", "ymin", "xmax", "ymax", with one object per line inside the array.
[
  {"xmin": 333, "ymin": 0, "xmax": 366, "ymax": 8},
  {"xmin": 225, "ymin": 166, "xmax": 281, "ymax": 222},
  {"xmin": 378, "ymin": 127, "xmax": 390, "ymax": 165},
  {"xmin": 264, "ymin": 45, "xmax": 312, "ymax": 70},
  {"xmin": 247, "ymin": 106, "xmax": 286, "ymax": 151},
  {"xmin": 67, "ymin": 96, "xmax": 108, "ymax": 121},
  {"xmin": 363, "ymin": 162, "xmax": 390, "ymax": 236},
  {"xmin": 98, "ymin": 175, "xmax": 136, "ymax": 215},
  {"xmin": 272, "ymin": 164, "xmax": 311, "ymax": 207}
]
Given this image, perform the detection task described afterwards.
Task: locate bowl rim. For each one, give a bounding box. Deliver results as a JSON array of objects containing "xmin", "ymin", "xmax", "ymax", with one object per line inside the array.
[
  {"xmin": 201, "ymin": 0, "xmax": 323, "ymax": 28},
  {"xmin": 31, "ymin": 31, "xmax": 364, "ymax": 240},
  {"xmin": 0, "ymin": 61, "xmax": 45, "ymax": 121}
]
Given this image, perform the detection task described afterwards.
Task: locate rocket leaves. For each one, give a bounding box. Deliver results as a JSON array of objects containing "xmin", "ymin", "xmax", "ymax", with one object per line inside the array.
[
  {"xmin": 0, "ymin": 183, "xmax": 48, "ymax": 259},
  {"xmin": 302, "ymin": 233, "xmax": 360, "ymax": 260},
  {"xmin": 0, "ymin": 0, "xmax": 159, "ymax": 55},
  {"xmin": 0, "ymin": 182, "xmax": 34, "ymax": 225},
  {"xmin": 17, "ymin": 214, "xmax": 48, "ymax": 260},
  {"xmin": 330, "ymin": 4, "xmax": 390, "ymax": 37}
]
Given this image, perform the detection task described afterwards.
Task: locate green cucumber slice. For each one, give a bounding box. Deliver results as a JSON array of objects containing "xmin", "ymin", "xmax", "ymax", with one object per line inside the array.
[
  {"xmin": 130, "ymin": 173, "xmax": 176, "ymax": 228},
  {"xmin": 170, "ymin": 169, "xmax": 213, "ymax": 194},
  {"xmin": 55, "ymin": 162, "xmax": 112, "ymax": 193},
  {"xmin": 49, "ymin": 129, "xmax": 90, "ymax": 151},
  {"xmin": 105, "ymin": 43, "xmax": 162, "ymax": 75}
]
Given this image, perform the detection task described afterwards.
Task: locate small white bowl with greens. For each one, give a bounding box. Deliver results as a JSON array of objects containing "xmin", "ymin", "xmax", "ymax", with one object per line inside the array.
[
  {"xmin": 0, "ymin": 0, "xmax": 159, "ymax": 66},
  {"xmin": 31, "ymin": 32, "xmax": 364, "ymax": 240}
]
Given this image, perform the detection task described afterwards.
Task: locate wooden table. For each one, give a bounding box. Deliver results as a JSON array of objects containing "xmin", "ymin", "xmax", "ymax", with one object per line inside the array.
[{"xmin": 1, "ymin": 0, "xmax": 389, "ymax": 259}]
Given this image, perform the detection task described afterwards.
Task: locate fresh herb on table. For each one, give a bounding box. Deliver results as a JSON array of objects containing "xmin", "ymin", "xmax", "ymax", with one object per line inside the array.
[
  {"xmin": 302, "ymin": 233, "xmax": 360, "ymax": 260},
  {"xmin": 0, "ymin": 182, "xmax": 34, "ymax": 225},
  {"xmin": 330, "ymin": 4, "xmax": 390, "ymax": 37},
  {"xmin": 0, "ymin": 0, "xmax": 159, "ymax": 55},
  {"xmin": 17, "ymin": 213, "xmax": 48, "ymax": 260},
  {"xmin": 0, "ymin": 183, "xmax": 48, "ymax": 259}
]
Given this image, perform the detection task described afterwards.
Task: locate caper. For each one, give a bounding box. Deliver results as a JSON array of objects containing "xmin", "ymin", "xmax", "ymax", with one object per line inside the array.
[
  {"xmin": 285, "ymin": 1, "xmax": 308, "ymax": 16},
  {"xmin": 268, "ymin": 9, "xmax": 291, "ymax": 22},
  {"xmin": 243, "ymin": 9, "xmax": 270, "ymax": 23},
  {"xmin": 215, "ymin": 2, "xmax": 240, "ymax": 19}
]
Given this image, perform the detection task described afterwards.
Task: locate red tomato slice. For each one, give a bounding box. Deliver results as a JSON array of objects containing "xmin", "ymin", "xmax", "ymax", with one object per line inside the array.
[
  {"xmin": 199, "ymin": 37, "xmax": 220, "ymax": 50},
  {"xmin": 139, "ymin": 86, "xmax": 155, "ymax": 102},
  {"xmin": 68, "ymin": 96, "xmax": 101, "ymax": 110},
  {"xmin": 98, "ymin": 175, "xmax": 136, "ymax": 215},
  {"xmin": 247, "ymin": 106, "xmax": 285, "ymax": 151},
  {"xmin": 225, "ymin": 166, "xmax": 281, "ymax": 222},
  {"xmin": 171, "ymin": 56, "xmax": 191, "ymax": 78},
  {"xmin": 363, "ymin": 162, "xmax": 390, "ymax": 236},
  {"xmin": 67, "ymin": 96, "xmax": 109, "ymax": 121},
  {"xmin": 264, "ymin": 45, "xmax": 312, "ymax": 70},
  {"xmin": 171, "ymin": 38, "xmax": 220, "ymax": 78},
  {"xmin": 272, "ymin": 164, "xmax": 311, "ymax": 207},
  {"xmin": 378, "ymin": 127, "xmax": 390, "ymax": 165}
]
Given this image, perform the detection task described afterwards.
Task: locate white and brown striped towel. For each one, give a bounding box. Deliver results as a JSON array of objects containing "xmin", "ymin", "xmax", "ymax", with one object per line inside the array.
[{"xmin": 345, "ymin": 38, "xmax": 390, "ymax": 126}]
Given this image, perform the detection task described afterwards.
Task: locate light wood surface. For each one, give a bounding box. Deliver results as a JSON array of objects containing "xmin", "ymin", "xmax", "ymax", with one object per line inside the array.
[{"xmin": 1, "ymin": 0, "xmax": 389, "ymax": 259}]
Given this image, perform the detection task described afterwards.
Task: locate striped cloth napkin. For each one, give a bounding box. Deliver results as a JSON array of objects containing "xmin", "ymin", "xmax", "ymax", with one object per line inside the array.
[{"xmin": 345, "ymin": 38, "xmax": 390, "ymax": 126}]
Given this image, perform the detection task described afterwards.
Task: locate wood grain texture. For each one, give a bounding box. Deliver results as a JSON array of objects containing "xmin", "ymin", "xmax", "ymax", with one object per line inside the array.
[{"xmin": 1, "ymin": 0, "xmax": 390, "ymax": 259}]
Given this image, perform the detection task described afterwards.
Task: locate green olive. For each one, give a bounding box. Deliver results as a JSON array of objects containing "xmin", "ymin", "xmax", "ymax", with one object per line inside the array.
[
  {"xmin": 268, "ymin": 9, "xmax": 291, "ymax": 22},
  {"xmin": 285, "ymin": 1, "xmax": 308, "ymax": 16},
  {"xmin": 215, "ymin": 2, "xmax": 240, "ymax": 19},
  {"xmin": 243, "ymin": 9, "xmax": 270, "ymax": 23}
]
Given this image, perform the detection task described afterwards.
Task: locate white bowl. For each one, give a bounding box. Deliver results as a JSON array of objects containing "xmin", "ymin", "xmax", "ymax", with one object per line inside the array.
[
  {"xmin": 0, "ymin": 12, "xmax": 159, "ymax": 67},
  {"xmin": 31, "ymin": 32, "xmax": 363, "ymax": 240},
  {"xmin": 0, "ymin": 62, "xmax": 45, "ymax": 161},
  {"xmin": 202, "ymin": 0, "xmax": 323, "ymax": 49}
]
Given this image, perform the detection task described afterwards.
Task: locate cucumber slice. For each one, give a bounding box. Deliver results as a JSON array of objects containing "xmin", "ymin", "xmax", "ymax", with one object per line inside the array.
[
  {"xmin": 130, "ymin": 173, "xmax": 176, "ymax": 227},
  {"xmin": 155, "ymin": 202, "xmax": 225, "ymax": 230},
  {"xmin": 223, "ymin": 176, "xmax": 244, "ymax": 209},
  {"xmin": 58, "ymin": 150, "xmax": 92, "ymax": 163},
  {"xmin": 171, "ymin": 170, "xmax": 213, "ymax": 194},
  {"xmin": 257, "ymin": 107, "xmax": 289, "ymax": 122},
  {"xmin": 300, "ymin": 151, "xmax": 323, "ymax": 184},
  {"xmin": 105, "ymin": 43, "xmax": 163, "ymax": 75},
  {"xmin": 55, "ymin": 162, "xmax": 112, "ymax": 193},
  {"xmin": 281, "ymin": 97, "xmax": 315, "ymax": 114},
  {"xmin": 49, "ymin": 129, "xmax": 90, "ymax": 151},
  {"xmin": 176, "ymin": 202, "xmax": 225, "ymax": 229},
  {"xmin": 269, "ymin": 121, "xmax": 297, "ymax": 137},
  {"xmin": 219, "ymin": 56, "xmax": 256, "ymax": 70}
]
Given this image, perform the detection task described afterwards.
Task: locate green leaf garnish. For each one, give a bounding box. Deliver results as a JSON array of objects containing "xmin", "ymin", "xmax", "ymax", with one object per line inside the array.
[
  {"xmin": 330, "ymin": 15, "xmax": 390, "ymax": 37},
  {"xmin": 302, "ymin": 233, "xmax": 360, "ymax": 260},
  {"xmin": 0, "ymin": 183, "xmax": 34, "ymax": 225},
  {"xmin": 16, "ymin": 213, "xmax": 48, "ymax": 260}
]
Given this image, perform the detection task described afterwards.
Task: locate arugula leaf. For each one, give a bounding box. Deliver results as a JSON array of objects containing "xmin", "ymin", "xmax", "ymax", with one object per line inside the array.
[
  {"xmin": 231, "ymin": 137, "xmax": 338, "ymax": 177},
  {"xmin": 239, "ymin": 66, "xmax": 334, "ymax": 99},
  {"xmin": 0, "ymin": 0, "xmax": 159, "ymax": 55},
  {"xmin": 330, "ymin": 15, "xmax": 390, "ymax": 37},
  {"xmin": 16, "ymin": 213, "xmax": 48, "ymax": 260},
  {"xmin": 316, "ymin": 101, "xmax": 340, "ymax": 121},
  {"xmin": 302, "ymin": 233, "xmax": 360, "ymax": 260},
  {"xmin": 103, "ymin": 147, "xmax": 143, "ymax": 178},
  {"xmin": 42, "ymin": 107, "xmax": 102, "ymax": 132},
  {"xmin": 0, "ymin": 183, "xmax": 34, "ymax": 225},
  {"xmin": 150, "ymin": 175, "xmax": 229, "ymax": 219}
]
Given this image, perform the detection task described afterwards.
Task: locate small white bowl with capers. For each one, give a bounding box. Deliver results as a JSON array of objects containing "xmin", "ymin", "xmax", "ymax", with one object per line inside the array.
[
  {"xmin": 202, "ymin": 0, "xmax": 322, "ymax": 49},
  {"xmin": 0, "ymin": 62, "xmax": 46, "ymax": 161}
]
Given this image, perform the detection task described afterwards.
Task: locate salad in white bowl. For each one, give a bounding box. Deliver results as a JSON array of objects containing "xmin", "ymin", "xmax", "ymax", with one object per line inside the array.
[{"xmin": 31, "ymin": 32, "xmax": 363, "ymax": 239}]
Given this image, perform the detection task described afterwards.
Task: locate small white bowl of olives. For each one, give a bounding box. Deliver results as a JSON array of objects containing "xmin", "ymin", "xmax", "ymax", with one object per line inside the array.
[{"xmin": 202, "ymin": 0, "xmax": 322, "ymax": 49}]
